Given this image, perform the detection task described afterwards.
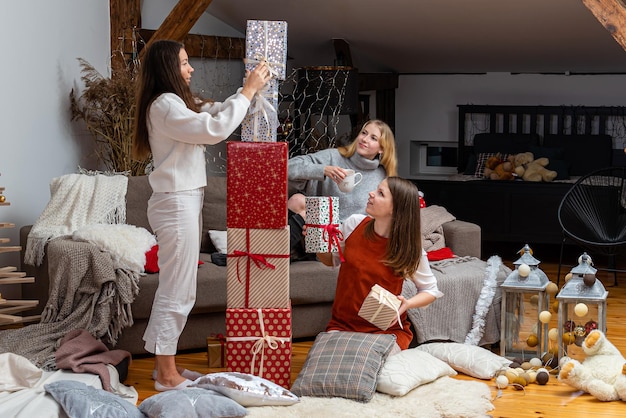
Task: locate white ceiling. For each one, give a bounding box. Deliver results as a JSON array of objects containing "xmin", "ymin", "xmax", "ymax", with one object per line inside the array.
[{"xmin": 206, "ymin": 0, "xmax": 626, "ymax": 74}]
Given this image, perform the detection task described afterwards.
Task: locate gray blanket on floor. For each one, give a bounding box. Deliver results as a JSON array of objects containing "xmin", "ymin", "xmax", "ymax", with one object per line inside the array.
[
  {"xmin": 404, "ymin": 255, "xmax": 511, "ymax": 346},
  {"xmin": 0, "ymin": 238, "xmax": 139, "ymax": 370}
]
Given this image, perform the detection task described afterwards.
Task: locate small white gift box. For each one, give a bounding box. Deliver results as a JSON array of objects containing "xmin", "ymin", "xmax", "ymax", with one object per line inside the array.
[{"xmin": 358, "ymin": 284, "xmax": 402, "ymax": 330}]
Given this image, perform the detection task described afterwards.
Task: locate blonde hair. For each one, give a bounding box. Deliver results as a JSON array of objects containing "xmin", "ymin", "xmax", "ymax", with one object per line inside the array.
[{"xmin": 338, "ymin": 119, "xmax": 397, "ymax": 176}]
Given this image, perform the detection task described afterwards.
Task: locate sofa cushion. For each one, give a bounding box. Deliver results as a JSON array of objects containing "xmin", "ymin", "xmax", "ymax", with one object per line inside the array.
[{"xmin": 125, "ymin": 175, "xmax": 227, "ymax": 254}]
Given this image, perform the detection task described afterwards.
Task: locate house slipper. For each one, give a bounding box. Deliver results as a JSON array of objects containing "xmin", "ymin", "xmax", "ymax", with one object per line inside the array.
[
  {"xmin": 152, "ymin": 369, "xmax": 204, "ymax": 381},
  {"xmin": 154, "ymin": 378, "xmax": 192, "ymax": 392}
]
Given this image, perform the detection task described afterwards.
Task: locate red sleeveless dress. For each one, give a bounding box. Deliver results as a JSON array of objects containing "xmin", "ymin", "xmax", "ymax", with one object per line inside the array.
[{"xmin": 325, "ymin": 217, "xmax": 413, "ymax": 349}]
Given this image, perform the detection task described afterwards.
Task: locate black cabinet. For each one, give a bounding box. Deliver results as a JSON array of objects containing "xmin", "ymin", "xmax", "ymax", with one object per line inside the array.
[{"xmin": 414, "ymin": 179, "xmax": 572, "ymax": 245}]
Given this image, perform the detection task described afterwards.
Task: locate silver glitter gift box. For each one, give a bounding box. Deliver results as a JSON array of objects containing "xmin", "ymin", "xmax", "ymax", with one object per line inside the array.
[{"xmin": 241, "ymin": 20, "xmax": 287, "ymax": 142}]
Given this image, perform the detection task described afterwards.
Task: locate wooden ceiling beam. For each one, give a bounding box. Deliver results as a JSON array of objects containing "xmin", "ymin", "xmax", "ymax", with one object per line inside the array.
[
  {"xmin": 582, "ymin": 0, "xmax": 626, "ymax": 52},
  {"xmin": 109, "ymin": 0, "xmax": 141, "ymax": 70},
  {"xmin": 110, "ymin": 0, "xmax": 244, "ymax": 67},
  {"xmin": 138, "ymin": 0, "xmax": 214, "ymax": 60},
  {"xmin": 126, "ymin": 29, "xmax": 244, "ymax": 60}
]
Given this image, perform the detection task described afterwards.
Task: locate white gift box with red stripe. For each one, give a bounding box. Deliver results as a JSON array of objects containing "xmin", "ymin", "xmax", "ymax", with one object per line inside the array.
[
  {"xmin": 357, "ymin": 284, "xmax": 402, "ymax": 331},
  {"xmin": 226, "ymin": 227, "xmax": 290, "ymax": 308},
  {"xmin": 304, "ymin": 196, "xmax": 342, "ymax": 254},
  {"xmin": 226, "ymin": 306, "xmax": 292, "ymax": 388}
]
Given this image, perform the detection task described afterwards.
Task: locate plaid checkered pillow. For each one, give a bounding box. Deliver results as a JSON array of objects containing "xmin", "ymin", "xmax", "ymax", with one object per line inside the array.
[{"xmin": 291, "ymin": 331, "xmax": 396, "ymax": 402}]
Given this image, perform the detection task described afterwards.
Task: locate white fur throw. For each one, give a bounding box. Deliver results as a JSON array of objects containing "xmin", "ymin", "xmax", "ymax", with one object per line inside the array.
[{"xmin": 73, "ymin": 224, "xmax": 156, "ymax": 272}]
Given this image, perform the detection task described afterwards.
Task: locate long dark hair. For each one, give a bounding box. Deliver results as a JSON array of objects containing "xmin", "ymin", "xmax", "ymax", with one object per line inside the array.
[
  {"xmin": 132, "ymin": 40, "xmax": 199, "ymax": 160},
  {"xmin": 365, "ymin": 176, "xmax": 422, "ymax": 277}
]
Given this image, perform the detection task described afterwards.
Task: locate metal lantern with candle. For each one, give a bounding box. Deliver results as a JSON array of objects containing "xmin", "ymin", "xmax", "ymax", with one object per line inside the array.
[
  {"xmin": 500, "ymin": 244, "xmax": 552, "ymax": 361},
  {"xmin": 557, "ymin": 253, "xmax": 608, "ymax": 361}
]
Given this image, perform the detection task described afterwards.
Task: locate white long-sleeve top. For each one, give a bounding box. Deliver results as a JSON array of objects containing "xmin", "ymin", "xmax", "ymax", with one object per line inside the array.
[
  {"xmin": 332, "ymin": 214, "xmax": 443, "ymax": 299},
  {"xmin": 147, "ymin": 92, "xmax": 250, "ymax": 192}
]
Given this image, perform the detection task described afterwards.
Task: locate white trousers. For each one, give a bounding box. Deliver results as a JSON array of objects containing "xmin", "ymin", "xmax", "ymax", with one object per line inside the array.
[{"xmin": 143, "ymin": 188, "xmax": 203, "ymax": 355}]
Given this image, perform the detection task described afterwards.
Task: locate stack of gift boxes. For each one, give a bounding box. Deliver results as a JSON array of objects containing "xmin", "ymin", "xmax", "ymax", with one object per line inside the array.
[{"xmin": 223, "ymin": 20, "xmax": 292, "ymax": 389}]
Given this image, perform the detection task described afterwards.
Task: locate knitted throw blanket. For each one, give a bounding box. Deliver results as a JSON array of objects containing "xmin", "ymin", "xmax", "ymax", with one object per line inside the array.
[
  {"xmin": 0, "ymin": 239, "xmax": 139, "ymax": 370},
  {"xmin": 24, "ymin": 173, "xmax": 128, "ymax": 266},
  {"xmin": 421, "ymin": 205, "xmax": 456, "ymax": 252}
]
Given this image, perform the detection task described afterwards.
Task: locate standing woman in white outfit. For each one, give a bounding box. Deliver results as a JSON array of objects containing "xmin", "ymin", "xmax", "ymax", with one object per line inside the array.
[{"xmin": 133, "ymin": 39, "xmax": 270, "ymax": 391}]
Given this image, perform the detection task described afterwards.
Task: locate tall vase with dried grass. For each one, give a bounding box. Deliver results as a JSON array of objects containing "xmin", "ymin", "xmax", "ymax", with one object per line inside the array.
[{"xmin": 70, "ymin": 58, "xmax": 151, "ymax": 176}]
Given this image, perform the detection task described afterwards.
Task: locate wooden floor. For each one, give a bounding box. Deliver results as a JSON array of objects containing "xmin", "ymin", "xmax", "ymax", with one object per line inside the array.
[{"xmin": 127, "ymin": 242, "xmax": 626, "ymax": 417}]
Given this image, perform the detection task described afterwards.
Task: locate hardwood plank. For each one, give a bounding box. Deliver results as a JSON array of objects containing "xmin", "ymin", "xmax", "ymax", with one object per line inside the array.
[{"xmin": 127, "ymin": 249, "xmax": 626, "ymax": 415}]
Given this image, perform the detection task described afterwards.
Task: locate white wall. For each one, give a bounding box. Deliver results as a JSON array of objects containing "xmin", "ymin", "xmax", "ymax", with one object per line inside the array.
[
  {"xmin": 395, "ymin": 73, "xmax": 626, "ymax": 178},
  {"xmin": 0, "ymin": 1, "xmax": 242, "ymax": 297},
  {"xmin": 0, "ymin": 0, "xmax": 109, "ymax": 280}
]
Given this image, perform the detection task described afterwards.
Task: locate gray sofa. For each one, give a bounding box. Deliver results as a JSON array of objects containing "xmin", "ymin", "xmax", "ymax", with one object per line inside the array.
[{"xmin": 20, "ymin": 175, "xmax": 481, "ymax": 355}]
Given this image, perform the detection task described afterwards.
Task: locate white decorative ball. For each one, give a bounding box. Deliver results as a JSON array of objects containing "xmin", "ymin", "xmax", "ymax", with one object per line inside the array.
[
  {"xmin": 574, "ymin": 303, "xmax": 589, "ymax": 317},
  {"xmin": 496, "ymin": 375, "xmax": 509, "ymax": 389},
  {"xmin": 548, "ymin": 328, "xmax": 559, "ymax": 341},
  {"xmin": 529, "ymin": 357, "xmax": 543, "ymax": 367},
  {"xmin": 539, "ymin": 311, "xmax": 552, "ymax": 324},
  {"xmin": 518, "ymin": 263, "xmax": 531, "ymax": 277}
]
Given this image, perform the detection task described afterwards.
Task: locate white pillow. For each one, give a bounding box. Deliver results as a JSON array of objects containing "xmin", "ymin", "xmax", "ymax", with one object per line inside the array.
[
  {"xmin": 192, "ymin": 372, "xmax": 299, "ymax": 407},
  {"xmin": 377, "ymin": 348, "xmax": 457, "ymax": 396},
  {"xmin": 73, "ymin": 224, "xmax": 156, "ymax": 272},
  {"xmin": 416, "ymin": 342, "xmax": 512, "ymax": 379},
  {"xmin": 208, "ymin": 230, "xmax": 227, "ymax": 254}
]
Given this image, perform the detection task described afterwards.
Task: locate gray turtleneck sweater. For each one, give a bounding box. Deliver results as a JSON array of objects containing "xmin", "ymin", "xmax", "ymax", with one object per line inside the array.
[{"xmin": 288, "ymin": 149, "xmax": 387, "ymax": 222}]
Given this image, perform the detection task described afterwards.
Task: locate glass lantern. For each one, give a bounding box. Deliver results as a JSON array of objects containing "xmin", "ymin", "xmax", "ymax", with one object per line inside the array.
[
  {"xmin": 500, "ymin": 244, "xmax": 551, "ymax": 361},
  {"xmin": 557, "ymin": 253, "xmax": 608, "ymax": 361}
]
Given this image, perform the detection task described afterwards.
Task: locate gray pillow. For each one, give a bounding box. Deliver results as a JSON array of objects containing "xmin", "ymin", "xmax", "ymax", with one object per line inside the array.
[
  {"xmin": 138, "ymin": 387, "xmax": 247, "ymax": 418},
  {"xmin": 291, "ymin": 331, "xmax": 396, "ymax": 402},
  {"xmin": 44, "ymin": 380, "xmax": 143, "ymax": 418}
]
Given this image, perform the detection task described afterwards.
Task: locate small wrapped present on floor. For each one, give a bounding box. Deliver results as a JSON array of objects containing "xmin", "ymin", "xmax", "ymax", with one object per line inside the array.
[
  {"xmin": 358, "ymin": 284, "xmax": 402, "ymax": 331},
  {"xmin": 226, "ymin": 227, "xmax": 290, "ymax": 308},
  {"xmin": 304, "ymin": 196, "xmax": 343, "ymax": 257},
  {"xmin": 226, "ymin": 141, "xmax": 288, "ymax": 229},
  {"xmin": 207, "ymin": 334, "xmax": 226, "ymax": 368},
  {"xmin": 226, "ymin": 306, "xmax": 292, "ymax": 388}
]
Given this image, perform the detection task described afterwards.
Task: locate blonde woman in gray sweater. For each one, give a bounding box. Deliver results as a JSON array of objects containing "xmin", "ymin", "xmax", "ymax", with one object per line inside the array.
[{"xmin": 287, "ymin": 119, "xmax": 397, "ymax": 260}]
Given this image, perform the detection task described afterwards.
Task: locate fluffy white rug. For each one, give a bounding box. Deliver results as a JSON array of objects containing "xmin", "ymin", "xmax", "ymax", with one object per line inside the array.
[{"xmin": 246, "ymin": 376, "xmax": 494, "ymax": 418}]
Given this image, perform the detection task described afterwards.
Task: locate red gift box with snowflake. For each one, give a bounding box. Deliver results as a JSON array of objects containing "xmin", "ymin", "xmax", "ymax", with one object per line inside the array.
[
  {"xmin": 226, "ymin": 141, "xmax": 288, "ymax": 229},
  {"xmin": 226, "ymin": 306, "xmax": 292, "ymax": 388}
]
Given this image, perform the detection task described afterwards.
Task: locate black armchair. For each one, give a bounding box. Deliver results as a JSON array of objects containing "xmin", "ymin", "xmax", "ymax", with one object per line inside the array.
[{"xmin": 557, "ymin": 167, "xmax": 626, "ymax": 286}]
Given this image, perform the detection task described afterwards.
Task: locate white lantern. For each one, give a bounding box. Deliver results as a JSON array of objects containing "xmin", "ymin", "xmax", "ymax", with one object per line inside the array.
[
  {"xmin": 557, "ymin": 253, "xmax": 607, "ymax": 361},
  {"xmin": 500, "ymin": 244, "xmax": 551, "ymax": 361}
]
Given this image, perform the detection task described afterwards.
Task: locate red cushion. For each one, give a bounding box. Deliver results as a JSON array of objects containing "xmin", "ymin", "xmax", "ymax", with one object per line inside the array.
[
  {"xmin": 144, "ymin": 245, "xmax": 204, "ymax": 273},
  {"xmin": 427, "ymin": 247, "xmax": 455, "ymax": 261}
]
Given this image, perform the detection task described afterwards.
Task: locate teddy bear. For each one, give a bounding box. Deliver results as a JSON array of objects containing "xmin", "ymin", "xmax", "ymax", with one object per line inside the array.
[
  {"xmin": 513, "ymin": 152, "xmax": 557, "ymax": 182},
  {"xmin": 483, "ymin": 153, "xmax": 516, "ymax": 180},
  {"xmin": 559, "ymin": 330, "xmax": 626, "ymax": 401}
]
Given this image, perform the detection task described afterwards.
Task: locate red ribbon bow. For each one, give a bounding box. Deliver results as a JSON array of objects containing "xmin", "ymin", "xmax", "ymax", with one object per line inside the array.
[
  {"xmin": 227, "ymin": 229, "xmax": 289, "ymax": 307},
  {"xmin": 307, "ymin": 197, "xmax": 345, "ymax": 262}
]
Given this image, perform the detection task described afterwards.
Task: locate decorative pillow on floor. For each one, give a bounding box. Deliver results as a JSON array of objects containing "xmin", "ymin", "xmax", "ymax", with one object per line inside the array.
[
  {"xmin": 192, "ymin": 371, "xmax": 299, "ymax": 407},
  {"xmin": 376, "ymin": 348, "xmax": 457, "ymax": 396},
  {"xmin": 416, "ymin": 342, "xmax": 512, "ymax": 379},
  {"xmin": 44, "ymin": 380, "xmax": 143, "ymax": 418},
  {"xmin": 139, "ymin": 387, "xmax": 247, "ymax": 418},
  {"xmin": 291, "ymin": 331, "xmax": 396, "ymax": 402}
]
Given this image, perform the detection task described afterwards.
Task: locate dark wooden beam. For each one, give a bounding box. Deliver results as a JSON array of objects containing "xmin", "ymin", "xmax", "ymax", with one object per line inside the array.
[
  {"xmin": 127, "ymin": 29, "xmax": 245, "ymax": 60},
  {"xmin": 109, "ymin": 0, "xmax": 141, "ymax": 70},
  {"xmin": 582, "ymin": 0, "xmax": 626, "ymax": 52},
  {"xmin": 139, "ymin": 0, "xmax": 214, "ymax": 60}
]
